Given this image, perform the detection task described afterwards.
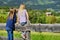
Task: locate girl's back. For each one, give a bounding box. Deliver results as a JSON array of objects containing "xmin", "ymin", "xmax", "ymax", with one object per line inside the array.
[
  {"xmin": 6, "ymin": 17, "xmax": 13, "ymax": 27},
  {"xmin": 6, "ymin": 10, "xmax": 14, "ymax": 31}
]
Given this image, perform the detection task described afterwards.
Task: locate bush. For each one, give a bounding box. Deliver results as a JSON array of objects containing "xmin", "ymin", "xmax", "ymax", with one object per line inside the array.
[
  {"xmin": 0, "ymin": 13, "xmax": 8, "ymax": 23},
  {"xmin": 56, "ymin": 17, "xmax": 60, "ymax": 23},
  {"xmin": 46, "ymin": 16, "xmax": 56, "ymax": 24},
  {"xmin": 0, "ymin": 9, "xmax": 60, "ymax": 24},
  {"xmin": 28, "ymin": 10, "xmax": 46, "ymax": 24}
]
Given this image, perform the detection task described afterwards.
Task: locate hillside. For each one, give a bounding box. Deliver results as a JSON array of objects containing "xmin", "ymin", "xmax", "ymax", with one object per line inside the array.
[{"xmin": 0, "ymin": 0, "xmax": 60, "ymax": 11}]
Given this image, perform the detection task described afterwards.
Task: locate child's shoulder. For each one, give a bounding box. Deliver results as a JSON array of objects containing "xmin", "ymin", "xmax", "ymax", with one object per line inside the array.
[{"xmin": 24, "ymin": 9, "xmax": 27, "ymax": 11}]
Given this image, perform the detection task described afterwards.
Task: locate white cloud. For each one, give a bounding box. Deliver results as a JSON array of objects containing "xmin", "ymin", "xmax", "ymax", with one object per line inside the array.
[
  {"xmin": 7, "ymin": 0, "xmax": 12, "ymax": 2},
  {"xmin": 57, "ymin": 5, "xmax": 60, "ymax": 7},
  {"xmin": 3, "ymin": 1, "xmax": 7, "ymax": 4}
]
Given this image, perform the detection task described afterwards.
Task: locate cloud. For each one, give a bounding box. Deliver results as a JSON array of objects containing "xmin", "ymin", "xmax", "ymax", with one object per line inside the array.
[
  {"xmin": 3, "ymin": 1, "xmax": 7, "ymax": 4},
  {"xmin": 57, "ymin": 5, "xmax": 60, "ymax": 7},
  {"xmin": 46, "ymin": 1, "xmax": 55, "ymax": 4},
  {"xmin": 8, "ymin": 0, "xmax": 11, "ymax": 1},
  {"xmin": 37, "ymin": 0, "xmax": 55, "ymax": 5}
]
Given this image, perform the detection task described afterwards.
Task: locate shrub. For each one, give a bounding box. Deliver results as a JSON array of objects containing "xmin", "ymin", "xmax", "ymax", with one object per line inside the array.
[
  {"xmin": 56, "ymin": 17, "xmax": 60, "ymax": 23},
  {"xmin": 46, "ymin": 16, "xmax": 56, "ymax": 24}
]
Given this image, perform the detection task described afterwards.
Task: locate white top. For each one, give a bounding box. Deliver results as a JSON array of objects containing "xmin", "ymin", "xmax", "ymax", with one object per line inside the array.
[{"xmin": 17, "ymin": 9, "xmax": 27, "ymax": 23}]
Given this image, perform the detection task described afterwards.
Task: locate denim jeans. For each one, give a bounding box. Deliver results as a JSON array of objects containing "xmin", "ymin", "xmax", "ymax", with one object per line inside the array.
[{"xmin": 7, "ymin": 31, "xmax": 13, "ymax": 40}]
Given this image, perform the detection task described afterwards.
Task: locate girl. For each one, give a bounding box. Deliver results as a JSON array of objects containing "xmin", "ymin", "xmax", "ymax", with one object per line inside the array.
[
  {"xmin": 17, "ymin": 4, "xmax": 29, "ymax": 39},
  {"xmin": 17, "ymin": 4, "xmax": 29, "ymax": 26},
  {"xmin": 6, "ymin": 8, "xmax": 16, "ymax": 40}
]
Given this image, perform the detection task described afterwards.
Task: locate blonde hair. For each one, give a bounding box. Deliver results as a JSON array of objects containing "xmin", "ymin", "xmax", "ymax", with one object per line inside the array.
[{"xmin": 19, "ymin": 4, "xmax": 26, "ymax": 10}]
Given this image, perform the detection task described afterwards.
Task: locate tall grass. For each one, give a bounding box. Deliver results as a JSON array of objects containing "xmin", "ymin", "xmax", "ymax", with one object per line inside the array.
[{"xmin": 0, "ymin": 30, "xmax": 60, "ymax": 40}]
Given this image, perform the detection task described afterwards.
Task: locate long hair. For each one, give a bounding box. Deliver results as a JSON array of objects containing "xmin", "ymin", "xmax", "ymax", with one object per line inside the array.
[{"xmin": 8, "ymin": 10, "xmax": 14, "ymax": 19}]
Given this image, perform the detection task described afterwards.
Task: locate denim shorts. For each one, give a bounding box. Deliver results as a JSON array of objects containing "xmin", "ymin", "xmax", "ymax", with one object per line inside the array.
[{"xmin": 20, "ymin": 22, "xmax": 27, "ymax": 26}]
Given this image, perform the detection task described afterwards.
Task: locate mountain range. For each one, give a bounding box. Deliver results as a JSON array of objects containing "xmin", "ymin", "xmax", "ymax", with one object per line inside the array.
[{"xmin": 0, "ymin": 0, "xmax": 60, "ymax": 11}]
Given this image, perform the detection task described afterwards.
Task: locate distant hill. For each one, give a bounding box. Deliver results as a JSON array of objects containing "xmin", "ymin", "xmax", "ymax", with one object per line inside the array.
[{"xmin": 0, "ymin": 0, "xmax": 60, "ymax": 11}]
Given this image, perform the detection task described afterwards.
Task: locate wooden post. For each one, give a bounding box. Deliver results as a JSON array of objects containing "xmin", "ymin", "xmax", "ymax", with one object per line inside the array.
[
  {"xmin": 21, "ymin": 29, "xmax": 31, "ymax": 40},
  {"xmin": 26, "ymin": 29, "xmax": 30, "ymax": 40}
]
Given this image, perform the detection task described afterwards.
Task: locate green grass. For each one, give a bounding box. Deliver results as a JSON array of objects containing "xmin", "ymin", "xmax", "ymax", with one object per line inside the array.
[{"xmin": 0, "ymin": 30, "xmax": 60, "ymax": 40}]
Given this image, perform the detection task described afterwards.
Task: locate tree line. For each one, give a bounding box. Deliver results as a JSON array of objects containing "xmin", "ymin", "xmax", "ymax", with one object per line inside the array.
[{"xmin": 0, "ymin": 9, "xmax": 60, "ymax": 24}]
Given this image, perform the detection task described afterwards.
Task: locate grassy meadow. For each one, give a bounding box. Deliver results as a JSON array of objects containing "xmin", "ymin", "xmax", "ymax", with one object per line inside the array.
[{"xmin": 0, "ymin": 30, "xmax": 60, "ymax": 40}]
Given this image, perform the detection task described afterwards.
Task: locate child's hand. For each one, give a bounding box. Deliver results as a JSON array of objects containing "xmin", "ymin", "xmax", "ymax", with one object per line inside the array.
[{"xmin": 16, "ymin": 22, "xmax": 19, "ymax": 25}]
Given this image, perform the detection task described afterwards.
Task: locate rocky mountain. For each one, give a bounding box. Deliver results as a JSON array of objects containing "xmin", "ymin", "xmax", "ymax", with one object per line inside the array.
[{"xmin": 0, "ymin": 0, "xmax": 60, "ymax": 11}]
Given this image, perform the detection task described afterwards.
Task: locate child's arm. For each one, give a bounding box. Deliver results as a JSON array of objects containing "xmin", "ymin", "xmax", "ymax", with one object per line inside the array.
[
  {"xmin": 16, "ymin": 13, "xmax": 19, "ymax": 24},
  {"xmin": 16, "ymin": 17, "xmax": 19, "ymax": 23},
  {"xmin": 26, "ymin": 10, "xmax": 29, "ymax": 20}
]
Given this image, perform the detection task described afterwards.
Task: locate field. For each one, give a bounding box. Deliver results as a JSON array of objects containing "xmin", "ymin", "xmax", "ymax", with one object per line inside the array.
[
  {"xmin": 0, "ymin": 9, "xmax": 60, "ymax": 40},
  {"xmin": 0, "ymin": 30, "xmax": 60, "ymax": 40}
]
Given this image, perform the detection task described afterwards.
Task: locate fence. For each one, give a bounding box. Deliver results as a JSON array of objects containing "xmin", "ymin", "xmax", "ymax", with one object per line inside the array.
[
  {"xmin": 0, "ymin": 23, "xmax": 60, "ymax": 40},
  {"xmin": 0, "ymin": 23, "xmax": 60, "ymax": 32}
]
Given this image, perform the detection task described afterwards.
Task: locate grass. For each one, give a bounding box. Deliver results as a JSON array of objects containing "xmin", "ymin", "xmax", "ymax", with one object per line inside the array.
[{"xmin": 0, "ymin": 30, "xmax": 60, "ymax": 40}]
